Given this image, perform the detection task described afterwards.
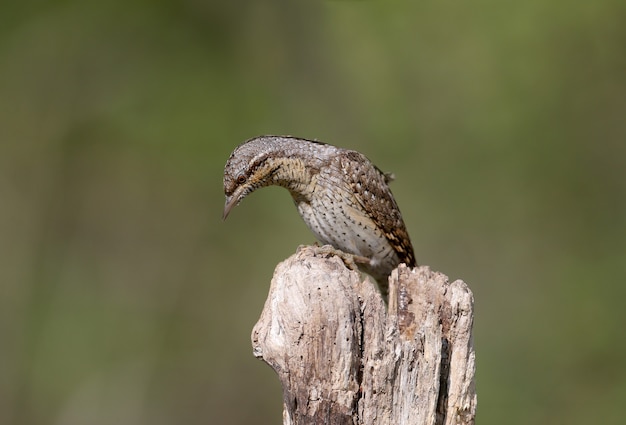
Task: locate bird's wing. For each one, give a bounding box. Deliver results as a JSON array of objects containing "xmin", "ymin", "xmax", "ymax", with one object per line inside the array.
[{"xmin": 338, "ymin": 151, "xmax": 416, "ymax": 267}]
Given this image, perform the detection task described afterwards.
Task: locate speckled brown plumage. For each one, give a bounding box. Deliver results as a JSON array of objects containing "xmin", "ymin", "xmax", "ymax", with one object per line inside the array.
[{"xmin": 223, "ymin": 135, "xmax": 416, "ymax": 292}]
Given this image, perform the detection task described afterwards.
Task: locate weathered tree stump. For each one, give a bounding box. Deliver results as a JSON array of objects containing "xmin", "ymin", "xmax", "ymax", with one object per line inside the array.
[{"xmin": 252, "ymin": 245, "xmax": 476, "ymax": 425}]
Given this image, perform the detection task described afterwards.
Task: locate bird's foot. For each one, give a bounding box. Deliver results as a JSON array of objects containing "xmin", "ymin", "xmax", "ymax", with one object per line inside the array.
[{"xmin": 305, "ymin": 244, "xmax": 369, "ymax": 272}]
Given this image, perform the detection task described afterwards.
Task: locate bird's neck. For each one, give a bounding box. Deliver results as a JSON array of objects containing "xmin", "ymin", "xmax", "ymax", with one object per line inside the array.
[{"xmin": 267, "ymin": 156, "xmax": 317, "ymax": 201}]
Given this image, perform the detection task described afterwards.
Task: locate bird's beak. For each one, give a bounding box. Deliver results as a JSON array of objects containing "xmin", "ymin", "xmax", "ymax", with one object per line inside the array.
[
  {"xmin": 222, "ymin": 194, "xmax": 239, "ymax": 220},
  {"xmin": 223, "ymin": 182, "xmax": 251, "ymax": 220}
]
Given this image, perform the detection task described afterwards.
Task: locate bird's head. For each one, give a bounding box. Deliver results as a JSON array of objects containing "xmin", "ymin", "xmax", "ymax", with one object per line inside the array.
[{"xmin": 222, "ymin": 136, "xmax": 285, "ymax": 220}]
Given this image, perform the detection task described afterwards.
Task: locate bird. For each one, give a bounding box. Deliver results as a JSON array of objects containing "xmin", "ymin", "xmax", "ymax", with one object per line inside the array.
[{"xmin": 222, "ymin": 135, "xmax": 416, "ymax": 294}]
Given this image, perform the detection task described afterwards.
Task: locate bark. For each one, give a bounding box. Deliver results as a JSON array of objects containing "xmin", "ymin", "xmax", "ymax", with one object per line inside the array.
[{"xmin": 252, "ymin": 245, "xmax": 476, "ymax": 425}]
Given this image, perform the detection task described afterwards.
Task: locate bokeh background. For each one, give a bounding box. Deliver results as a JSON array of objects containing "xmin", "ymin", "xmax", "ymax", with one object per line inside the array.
[{"xmin": 1, "ymin": 1, "xmax": 625, "ymax": 424}]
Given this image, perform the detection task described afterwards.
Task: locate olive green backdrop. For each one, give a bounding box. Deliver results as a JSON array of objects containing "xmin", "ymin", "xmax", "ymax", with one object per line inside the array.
[{"xmin": 1, "ymin": 1, "xmax": 625, "ymax": 424}]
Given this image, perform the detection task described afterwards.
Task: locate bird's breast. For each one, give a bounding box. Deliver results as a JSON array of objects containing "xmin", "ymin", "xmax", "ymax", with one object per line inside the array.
[{"xmin": 293, "ymin": 181, "xmax": 397, "ymax": 268}]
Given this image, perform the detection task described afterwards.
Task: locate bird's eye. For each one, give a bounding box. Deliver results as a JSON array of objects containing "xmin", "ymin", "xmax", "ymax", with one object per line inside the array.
[{"xmin": 236, "ymin": 174, "xmax": 246, "ymax": 184}]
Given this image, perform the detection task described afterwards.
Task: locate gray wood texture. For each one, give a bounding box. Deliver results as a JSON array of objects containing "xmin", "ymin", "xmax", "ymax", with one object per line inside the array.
[{"xmin": 252, "ymin": 246, "xmax": 476, "ymax": 425}]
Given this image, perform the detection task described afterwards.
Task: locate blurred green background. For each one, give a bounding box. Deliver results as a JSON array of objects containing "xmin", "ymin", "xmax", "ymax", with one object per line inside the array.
[{"xmin": 1, "ymin": 1, "xmax": 625, "ymax": 424}]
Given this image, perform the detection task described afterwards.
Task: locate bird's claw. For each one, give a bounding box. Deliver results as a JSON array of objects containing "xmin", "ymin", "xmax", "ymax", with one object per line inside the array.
[{"xmin": 308, "ymin": 244, "xmax": 369, "ymax": 272}]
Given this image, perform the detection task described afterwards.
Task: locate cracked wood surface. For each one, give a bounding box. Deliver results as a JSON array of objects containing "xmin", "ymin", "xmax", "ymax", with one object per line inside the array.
[{"xmin": 252, "ymin": 245, "xmax": 476, "ymax": 425}]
